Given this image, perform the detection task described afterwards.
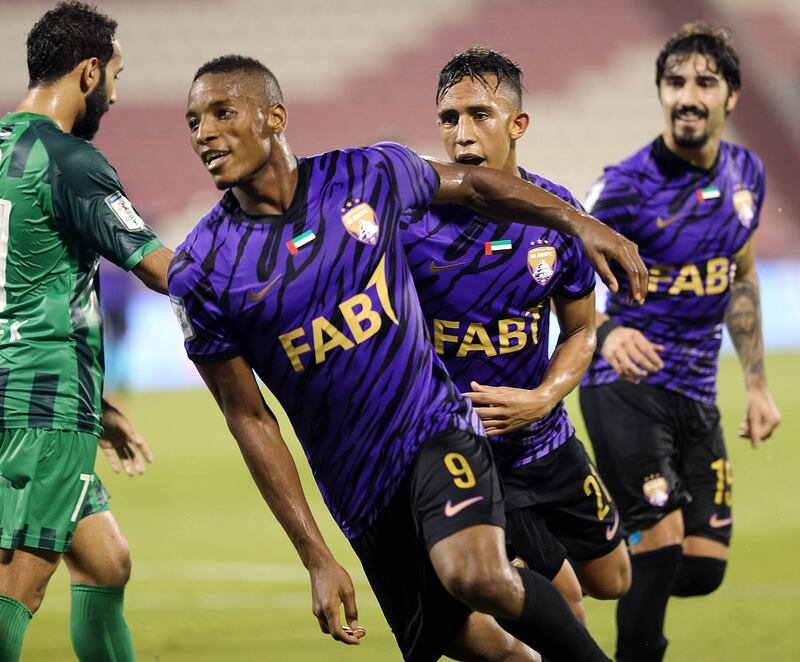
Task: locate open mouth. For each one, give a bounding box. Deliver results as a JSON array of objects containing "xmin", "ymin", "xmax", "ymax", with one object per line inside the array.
[
  {"xmin": 202, "ymin": 150, "xmax": 230, "ymax": 170},
  {"xmin": 456, "ymin": 154, "xmax": 485, "ymax": 166}
]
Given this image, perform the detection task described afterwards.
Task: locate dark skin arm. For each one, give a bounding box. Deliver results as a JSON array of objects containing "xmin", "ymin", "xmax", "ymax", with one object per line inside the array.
[
  {"xmin": 465, "ymin": 292, "xmax": 596, "ymax": 435},
  {"xmin": 99, "ymin": 397, "xmax": 153, "ymax": 476},
  {"xmin": 725, "ymin": 239, "xmax": 781, "ymax": 447},
  {"xmin": 131, "ymin": 246, "xmax": 173, "ymax": 294},
  {"xmin": 195, "ymin": 356, "xmax": 364, "ymax": 645},
  {"xmin": 429, "ymin": 160, "xmax": 648, "ymax": 304}
]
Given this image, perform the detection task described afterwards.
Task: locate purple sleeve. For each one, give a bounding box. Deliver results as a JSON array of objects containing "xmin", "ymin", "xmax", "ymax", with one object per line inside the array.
[
  {"xmin": 584, "ymin": 168, "xmax": 641, "ymax": 232},
  {"xmin": 167, "ymin": 250, "xmax": 240, "ymax": 363},
  {"xmin": 370, "ymin": 142, "xmax": 441, "ymax": 213},
  {"xmin": 556, "ymin": 237, "xmax": 596, "ymax": 300}
]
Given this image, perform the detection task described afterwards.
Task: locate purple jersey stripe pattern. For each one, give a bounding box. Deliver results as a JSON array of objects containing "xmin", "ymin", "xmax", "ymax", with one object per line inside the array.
[
  {"xmin": 401, "ymin": 168, "xmax": 595, "ymax": 469},
  {"xmin": 582, "ymin": 138, "xmax": 763, "ymax": 404},
  {"xmin": 168, "ymin": 143, "xmax": 482, "ymax": 538}
]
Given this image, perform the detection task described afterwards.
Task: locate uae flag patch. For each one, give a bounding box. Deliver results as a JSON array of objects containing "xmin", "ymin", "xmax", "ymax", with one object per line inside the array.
[
  {"xmin": 484, "ymin": 239, "xmax": 513, "ymax": 255},
  {"xmin": 696, "ymin": 186, "xmax": 721, "ymax": 202},
  {"xmin": 286, "ymin": 230, "xmax": 316, "ymax": 255}
]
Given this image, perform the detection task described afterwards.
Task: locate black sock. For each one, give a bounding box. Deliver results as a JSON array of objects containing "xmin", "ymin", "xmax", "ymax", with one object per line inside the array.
[
  {"xmin": 671, "ymin": 555, "xmax": 727, "ymax": 596},
  {"xmin": 616, "ymin": 544, "xmax": 682, "ymax": 662},
  {"xmin": 497, "ymin": 567, "xmax": 610, "ymax": 662}
]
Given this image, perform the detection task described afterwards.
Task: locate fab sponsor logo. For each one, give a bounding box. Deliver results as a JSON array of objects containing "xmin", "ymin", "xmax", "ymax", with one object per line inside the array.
[
  {"xmin": 527, "ymin": 240, "xmax": 557, "ymax": 286},
  {"xmin": 341, "ymin": 200, "xmax": 379, "ymax": 245}
]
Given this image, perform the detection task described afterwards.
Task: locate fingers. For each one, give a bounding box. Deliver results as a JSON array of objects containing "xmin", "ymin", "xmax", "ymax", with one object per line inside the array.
[
  {"xmin": 627, "ymin": 342, "xmax": 663, "ymax": 374},
  {"xmin": 137, "ymin": 435, "xmax": 155, "ymax": 464},
  {"xmin": 593, "ymin": 254, "xmax": 618, "ymax": 294},
  {"xmin": 343, "ymin": 588, "xmax": 365, "ymax": 640},
  {"xmin": 100, "ymin": 444, "xmax": 122, "ymax": 473}
]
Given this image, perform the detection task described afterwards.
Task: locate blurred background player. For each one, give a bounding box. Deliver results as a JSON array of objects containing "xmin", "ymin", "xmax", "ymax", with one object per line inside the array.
[
  {"xmin": 401, "ymin": 47, "xmax": 631, "ymax": 624},
  {"xmin": 170, "ymin": 54, "xmax": 648, "ymax": 662},
  {"xmin": 579, "ymin": 21, "xmax": 782, "ymax": 662},
  {"xmin": 0, "ymin": 3, "xmax": 172, "ymax": 660}
]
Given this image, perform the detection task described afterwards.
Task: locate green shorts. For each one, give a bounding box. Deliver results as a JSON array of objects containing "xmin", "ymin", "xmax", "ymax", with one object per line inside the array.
[
  {"xmin": 0, "ymin": 428, "xmax": 98, "ymax": 552},
  {"xmin": 80, "ymin": 476, "xmax": 111, "ymax": 520}
]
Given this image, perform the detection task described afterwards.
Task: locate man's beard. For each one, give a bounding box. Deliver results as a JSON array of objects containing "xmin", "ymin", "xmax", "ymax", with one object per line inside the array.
[
  {"xmin": 72, "ymin": 70, "xmax": 110, "ymax": 140},
  {"xmin": 672, "ymin": 126, "xmax": 709, "ymax": 149}
]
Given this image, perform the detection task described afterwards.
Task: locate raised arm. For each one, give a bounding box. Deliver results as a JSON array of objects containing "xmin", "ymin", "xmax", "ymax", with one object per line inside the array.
[
  {"xmin": 725, "ymin": 239, "xmax": 781, "ymax": 447},
  {"xmin": 195, "ymin": 355, "xmax": 364, "ymax": 644},
  {"xmin": 428, "ymin": 160, "xmax": 647, "ymax": 303},
  {"xmin": 465, "ymin": 292, "xmax": 596, "ymax": 435}
]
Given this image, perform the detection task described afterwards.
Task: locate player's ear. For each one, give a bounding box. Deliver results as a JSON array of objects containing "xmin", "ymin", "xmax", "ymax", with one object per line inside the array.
[
  {"xmin": 724, "ymin": 89, "xmax": 740, "ymax": 115},
  {"xmin": 78, "ymin": 56, "xmax": 103, "ymax": 95},
  {"xmin": 267, "ymin": 103, "xmax": 288, "ymax": 134},
  {"xmin": 510, "ymin": 111, "xmax": 529, "ymax": 141}
]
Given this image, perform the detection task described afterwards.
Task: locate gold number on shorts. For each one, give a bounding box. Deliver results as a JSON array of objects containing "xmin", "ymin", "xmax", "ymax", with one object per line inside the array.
[
  {"xmin": 444, "ymin": 452, "xmax": 476, "ymax": 489},
  {"xmin": 711, "ymin": 459, "xmax": 733, "ymax": 506},
  {"xmin": 583, "ymin": 465, "xmax": 612, "ymax": 521}
]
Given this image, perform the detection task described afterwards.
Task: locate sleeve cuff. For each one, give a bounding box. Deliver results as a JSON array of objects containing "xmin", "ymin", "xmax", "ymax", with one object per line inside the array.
[{"xmin": 122, "ymin": 238, "xmax": 163, "ymax": 271}]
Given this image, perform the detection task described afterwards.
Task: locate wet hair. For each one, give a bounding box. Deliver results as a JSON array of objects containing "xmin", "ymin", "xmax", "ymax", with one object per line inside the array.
[
  {"xmin": 656, "ymin": 21, "xmax": 741, "ymax": 92},
  {"xmin": 436, "ymin": 46, "xmax": 523, "ymax": 108},
  {"xmin": 193, "ymin": 55, "xmax": 283, "ymax": 105},
  {"xmin": 26, "ymin": 2, "xmax": 117, "ymax": 88}
]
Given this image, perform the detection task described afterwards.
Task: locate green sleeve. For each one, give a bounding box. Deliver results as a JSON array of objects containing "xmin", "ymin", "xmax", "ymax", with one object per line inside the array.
[{"xmin": 46, "ymin": 131, "xmax": 162, "ymax": 269}]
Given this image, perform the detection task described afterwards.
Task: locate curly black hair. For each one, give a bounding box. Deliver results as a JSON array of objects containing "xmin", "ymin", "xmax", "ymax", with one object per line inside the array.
[
  {"xmin": 656, "ymin": 21, "xmax": 741, "ymax": 92},
  {"xmin": 436, "ymin": 46, "xmax": 523, "ymax": 108},
  {"xmin": 27, "ymin": 2, "xmax": 117, "ymax": 88}
]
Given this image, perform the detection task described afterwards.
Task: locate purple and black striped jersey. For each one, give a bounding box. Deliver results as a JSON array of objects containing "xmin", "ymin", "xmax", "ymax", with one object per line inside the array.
[
  {"xmin": 168, "ymin": 143, "xmax": 482, "ymax": 539},
  {"xmin": 401, "ymin": 168, "xmax": 595, "ymax": 469},
  {"xmin": 582, "ymin": 137, "xmax": 763, "ymax": 404}
]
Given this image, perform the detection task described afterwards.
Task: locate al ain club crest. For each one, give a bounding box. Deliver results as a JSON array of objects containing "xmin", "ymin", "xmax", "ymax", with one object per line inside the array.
[
  {"xmin": 528, "ymin": 241, "xmax": 557, "ymax": 286},
  {"xmin": 341, "ymin": 201, "xmax": 380, "ymax": 245},
  {"xmin": 732, "ymin": 187, "xmax": 755, "ymax": 229}
]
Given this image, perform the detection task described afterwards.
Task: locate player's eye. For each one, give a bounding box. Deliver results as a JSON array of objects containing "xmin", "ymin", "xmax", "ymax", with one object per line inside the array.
[
  {"xmin": 187, "ymin": 118, "xmax": 199, "ymax": 132},
  {"xmin": 474, "ymin": 112, "xmax": 490, "ymax": 121},
  {"xmin": 217, "ymin": 108, "xmax": 235, "ymax": 120},
  {"xmin": 439, "ymin": 114, "xmax": 458, "ymax": 126}
]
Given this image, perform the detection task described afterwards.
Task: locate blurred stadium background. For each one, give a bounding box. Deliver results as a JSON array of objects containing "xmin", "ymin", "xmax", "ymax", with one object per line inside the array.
[{"xmin": 1, "ymin": 0, "xmax": 798, "ymax": 659}]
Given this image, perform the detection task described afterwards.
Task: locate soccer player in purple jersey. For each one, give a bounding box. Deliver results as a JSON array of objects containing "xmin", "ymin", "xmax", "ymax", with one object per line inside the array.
[
  {"xmin": 401, "ymin": 47, "xmax": 631, "ymax": 625},
  {"xmin": 170, "ymin": 54, "xmax": 647, "ymax": 662},
  {"xmin": 578, "ymin": 22, "xmax": 782, "ymax": 662}
]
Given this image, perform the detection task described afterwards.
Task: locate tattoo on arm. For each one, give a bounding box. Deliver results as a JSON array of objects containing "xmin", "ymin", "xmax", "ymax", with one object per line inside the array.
[{"xmin": 725, "ymin": 279, "xmax": 765, "ymax": 385}]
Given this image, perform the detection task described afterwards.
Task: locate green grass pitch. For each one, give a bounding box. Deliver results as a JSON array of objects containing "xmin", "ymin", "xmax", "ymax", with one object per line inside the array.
[{"xmin": 24, "ymin": 354, "xmax": 800, "ymax": 660}]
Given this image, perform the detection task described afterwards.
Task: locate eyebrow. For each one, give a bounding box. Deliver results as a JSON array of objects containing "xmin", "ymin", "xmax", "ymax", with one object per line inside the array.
[
  {"xmin": 438, "ymin": 103, "xmax": 494, "ymax": 117},
  {"xmin": 185, "ymin": 98, "xmax": 231, "ymax": 118}
]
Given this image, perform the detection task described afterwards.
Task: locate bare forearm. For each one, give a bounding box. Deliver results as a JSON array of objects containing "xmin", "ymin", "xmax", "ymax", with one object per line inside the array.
[
  {"xmin": 539, "ymin": 328, "xmax": 595, "ymax": 404},
  {"xmin": 132, "ymin": 246, "xmax": 173, "ymax": 294},
  {"xmin": 227, "ymin": 414, "xmax": 333, "ymax": 568},
  {"xmin": 726, "ymin": 276, "xmax": 766, "ymax": 389}
]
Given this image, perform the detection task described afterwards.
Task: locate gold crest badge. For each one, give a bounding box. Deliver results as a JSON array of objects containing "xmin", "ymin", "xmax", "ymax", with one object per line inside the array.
[
  {"xmin": 527, "ymin": 243, "xmax": 557, "ymax": 286},
  {"xmin": 732, "ymin": 188, "xmax": 755, "ymax": 229},
  {"xmin": 642, "ymin": 473, "xmax": 670, "ymax": 507},
  {"xmin": 341, "ymin": 201, "xmax": 380, "ymax": 245}
]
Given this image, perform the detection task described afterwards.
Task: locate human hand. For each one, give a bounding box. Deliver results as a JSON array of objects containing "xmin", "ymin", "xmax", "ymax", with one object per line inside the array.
[
  {"xmin": 464, "ymin": 381, "xmax": 556, "ymax": 436},
  {"xmin": 309, "ymin": 557, "xmax": 365, "ymax": 645},
  {"xmin": 741, "ymin": 386, "xmax": 781, "ymax": 449},
  {"xmin": 99, "ymin": 403, "xmax": 153, "ymax": 476},
  {"xmin": 601, "ymin": 326, "xmax": 664, "ymax": 383}
]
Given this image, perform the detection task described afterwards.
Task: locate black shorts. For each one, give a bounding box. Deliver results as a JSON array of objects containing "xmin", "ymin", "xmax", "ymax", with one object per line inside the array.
[
  {"xmin": 350, "ymin": 429, "xmax": 505, "ymax": 662},
  {"xmin": 580, "ymin": 381, "xmax": 732, "ymax": 545},
  {"xmin": 502, "ymin": 436, "xmax": 622, "ymax": 580}
]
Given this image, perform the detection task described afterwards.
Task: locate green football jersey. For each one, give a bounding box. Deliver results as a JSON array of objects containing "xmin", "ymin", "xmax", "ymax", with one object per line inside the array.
[{"xmin": 0, "ymin": 112, "xmax": 162, "ymax": 435}]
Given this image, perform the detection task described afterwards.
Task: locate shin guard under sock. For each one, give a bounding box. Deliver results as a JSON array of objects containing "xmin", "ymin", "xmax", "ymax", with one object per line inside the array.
[
  {"xmin": 70, "ymin": 584, "xmax": 135, "ymax": 662},
  {"xmin": 616, "ymin": 544, "xmax": 682, "ymax": 662},
  {"xmin": 0, "ymin": 594, "xmax": 32, "ymax": 662},
  {"xmin": 497, "ymin": 567, "xmax": 610, "ymax": 662}
]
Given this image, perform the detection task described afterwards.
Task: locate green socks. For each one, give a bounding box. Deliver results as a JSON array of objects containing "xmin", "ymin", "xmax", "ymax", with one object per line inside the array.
[
  {"xmin": 70, "ymin": 584, "xmax": 135, "ymax": 662},
  {"xmin": 0, "ymin": 594, "xmax": 32, "ymax": 662}
]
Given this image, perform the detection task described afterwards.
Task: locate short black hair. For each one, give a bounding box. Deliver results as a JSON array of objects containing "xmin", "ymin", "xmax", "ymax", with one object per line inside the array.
[
  {"xmin": 27, "ymin": 2, "xmax": 117, "ymax": 88},
  {"xmin": 436, "ymin": 46, "xmax": 523, "ymax": 108},
  {"xmin": 656, "ymin": 21, "xmax": 741, "ymax": 92},
  {"xmin": 193, "ymin": 55, "xmax": 283, "ymax": 105}
]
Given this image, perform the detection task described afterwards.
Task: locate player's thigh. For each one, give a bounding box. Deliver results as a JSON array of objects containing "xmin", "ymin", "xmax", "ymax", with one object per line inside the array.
[
  {"xmin": 0, "ymin": 546, "xmax": 61, "ymax": 612},
  {"xmin": 0, "ymin": 428, "xmax": 97, "ymax": 554},
  {"xmin": 579, "ymin": 382, "xmax": 689, "ymax": 537},
  {"xmin": 679, "ymin": 401, "xmax": 732, "ymax": 551},
  {"xmin": 349, "ymin": 475, "xmax": 470, "ymax": 662},
  {"xmin": 65, "ymin": 494, "xmax": 131, "ymax": 588},
  {"xmin": 446, "ymin": 611, "xmax": 540, "ymax": 662}
]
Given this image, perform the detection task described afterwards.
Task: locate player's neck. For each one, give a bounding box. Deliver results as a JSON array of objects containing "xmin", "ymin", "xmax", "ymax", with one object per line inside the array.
[
  {"xmin": 233, "ymin": 136, "xmax": 299, "ymax": 216},
  {"xmin": 15, "ymin": 84, "xmax": 81, "ymax": 135},
  {"xmin": 662, "ymin": 131, "xmax": 721, "ymax": 171}
]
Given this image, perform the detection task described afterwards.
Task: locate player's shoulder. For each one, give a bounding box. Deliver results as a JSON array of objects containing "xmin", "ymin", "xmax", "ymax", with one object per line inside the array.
[
  {"xmin": 602, "ymin": 139, "xmax": 661, "ymax": 187},
  {"xmin": 170, "ymin": 198, "xmax": 228, "ymax": 281},
  {"xmin": 34, "ymin": 122, "xmax": 114, "ymax": 178},
  {"xmin": 519, "ymin": 168, "xmax": 582, "ymax": 210},
  {"xmin": 721, "ymin": 140, "xmax": 765, "ymax": 181}
]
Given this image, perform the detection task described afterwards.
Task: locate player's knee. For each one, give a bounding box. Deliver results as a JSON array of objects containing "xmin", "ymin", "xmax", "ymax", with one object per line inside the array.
[
  {"xmin": 108, "ymin": 543, "xmax": 132, "ymax": 587},
  {"xmin": 590, "ymin": 561, "xmax": 632, "ymax": 600},
  {"xmin": 671, "ymin": 556, "xmax": 726, "ymax": 597},
  {"xmin": 440, "ymin": 563, "xmax": 519, "ymax": 615}
]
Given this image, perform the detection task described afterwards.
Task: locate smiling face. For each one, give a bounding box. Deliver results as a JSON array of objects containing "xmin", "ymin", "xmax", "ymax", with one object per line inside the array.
[
  {"xmin": 436, "ymin": 74, "xmax": 528, "ymax": 175},
  {"xmin": 185, "ymin": 73, "xmax": 276, "ymax": 190},
  {"xmin": 659, "ymin": 51, "xmax": 738, "ymax": 152}
]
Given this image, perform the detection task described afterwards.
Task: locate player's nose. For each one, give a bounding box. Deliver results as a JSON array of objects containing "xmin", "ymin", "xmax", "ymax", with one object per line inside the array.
[{"xmin": 455, "ymin": 119, "xmax": 475, "ymax": 145}]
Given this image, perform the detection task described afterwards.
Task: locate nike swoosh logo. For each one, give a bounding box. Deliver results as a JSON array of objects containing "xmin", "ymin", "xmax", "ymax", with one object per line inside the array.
[
  {"xmin": 249, "ymin": 273, "xmax": 282, "ymax": 302},
  {"xmin": 709, "ymin": 514, "xmax": 733, "ymax": 528},
  {"xmin": 444, "ymin": 496, "xmax": 484, "ymax": 517},
  {"xmin": 655, "ymin": 212, "xmax": 685, "ymax": 229},
  {"xmin": 429, "ymin": 260, "xmax": 465, "ymax": 273},
  {"xmin": 606, "ymin": 511, "xmax": 620, "ymax": 541}
]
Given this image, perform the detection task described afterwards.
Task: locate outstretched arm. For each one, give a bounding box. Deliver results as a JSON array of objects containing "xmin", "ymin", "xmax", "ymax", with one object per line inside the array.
[
  {"xmin": 725, "ymin": 239, "xmax": 781, "ymax": 448},
  {"xmin": 195, "ymin": 356, "xmax": 364, "ymax": 644},
  {"xmin": 428, "ymin": 160, "xmax": 647, "ymax": 304},
  {"xmin": 132, "ymin": 246, "xmax": 173, "ymax": 294},
  {"xmin": 465, "ymin": 292, "xmax": 596, "ymax": 435}
]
